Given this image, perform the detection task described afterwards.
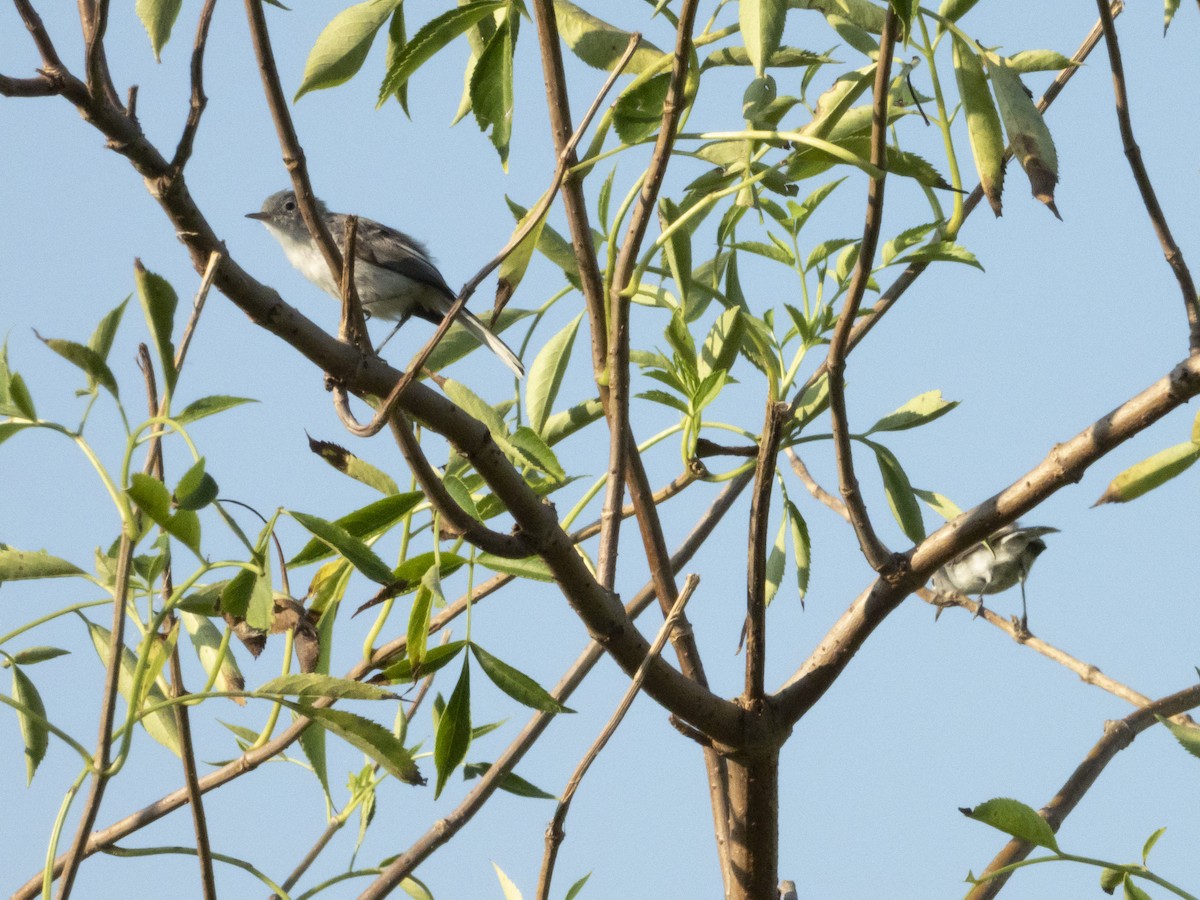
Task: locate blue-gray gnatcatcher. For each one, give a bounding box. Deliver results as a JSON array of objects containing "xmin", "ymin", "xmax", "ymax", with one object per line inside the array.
[
  {"xmin": 931, "ymin": 523, "xmax": 1058, "ymax": 628},
  {"xmin": 248, "ymin": 190, "xmax": 524, "ymax": 378}
]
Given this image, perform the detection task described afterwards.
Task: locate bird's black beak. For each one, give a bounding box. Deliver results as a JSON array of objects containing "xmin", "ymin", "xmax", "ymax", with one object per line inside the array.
[{"xmin": 245, "ymin": 211, "xmax": 269, "ymax": 221}]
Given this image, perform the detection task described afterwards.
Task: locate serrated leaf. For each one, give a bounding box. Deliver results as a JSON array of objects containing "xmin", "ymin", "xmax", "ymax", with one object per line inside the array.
[
  {"xmin": 542, "ymin": 397, "xmax": 605, "ymax": 445},
  {"xmin": 306, "ymin": 435, "xmax": 400, "ymax": 495},
  {"xmin": 0, "ymin": 547, "xmax": 84, "ymax": 582},
  {"xmin": 84, "ymin": 620, "xmax": 181, "ymax": 756},
  {"xmin": 257, "ymin": 673, "xmax": 395, "ymax": 701},
  {"xmin": 552, "ymin": 0, "xmax": 667, "ymax": 73},
  {"xmin": 378, "ymin": 2, "xmax": 504, "ymax": 106},
  {"xmin": 173, "ymin": 457, "xmax": 218, "ymax": 511},
  {"xmin": 174, "ymin": 395, "xmax": 257, "ymax": 425},
  {"xmin": 284, "ymin": 701, "xmax": 424, "ymax": 784},
  {"xmin": 434, "ymin": 660, "xmax": 472, "ymax": 797},
  {"xmin": 127, "ymin": 473, "xmax": 203, "ymax": 555},
  {"xmin": 471, "ymin": 643, "xmax": 570, "ymax": 713},
  {"xmin": 785, "ymin": 498, "xmax": 810, "ymax": 599},
  {"xmin": 136, "ymin": 0, "xmax": 183, "ymax": 61},
  {"xmin": 1158, "ymin": 715, "xmax": 1200, "ymax": 761},
  {"xmin": 881, "ymin": 222, "xmax": 937, "ymax": 266},
  {"xmin": 493, "ymin": 863, "xmax": 522, "ymax": 900},
  {"xmin": 289, "ymin": 492, "xmax": 422, "ymax": 567},
  {"xmin": 527, "ymin": 313, "xmax": 582, "ymax": 436},
  {"xmin": 952, "ymin": 36, "xmax": 1005, "ymax": 216},
  {"xmin": 508, "ymin": 426, "xmax": 567, "ymax": 481},
  {"xmin": 463, "ymin": 761, "xmax": 557, "ymax": 799},
  {"xmin": 295, "ymin": 0, "xmax": 402, "ymax": 101},
  {"xmin": 867, "ymin": 390, "xmax": 958, "ymax": 434},
  {"xmin": 1094, "ymin": 442, "xmax": 1200, "ymax": 505},
  {"xmin": 134, "ymin": 262, "xmax": 178, "ymax": 395},
  {"xmin": 474, "ymin": 552, "xmax": 555, "ymax": 583},
  {"xmin": 377, "ymin": 640, "xmax": 466, "ymax": 684},
  {"xmin": 961, "ymin": 797, "xmax": 1059, "ymax": 851},
  {"xmin": 702, "ymin": 46, "xmax": 831, "ymax": 70},
  {"xmin": 896, "ymin": 241, "xmax": 983, "ymax": 270},
  {"xmin": 290, "ymin": 511, "xmax": 394, "ymax": 584},
  {"xmin": 11, "ymin": 665, "xmax": 48, "ymax": 783},
  {"xmin": 383, "ymin": 6, "xmax": 410, "ymax": 113},
  {"xmin": 469, "ymin": 13, "xmax": 516, "ymax": 168},
  {"xmin": 38, "ymin": 336, "xmax": 119, "ymax": 399},
  {"xmin": 870, "ymin": 442, "xmax": 925, "ymax": 543},
  {"xmin": 986, "ymin": 54, "xmax": 1059, "ymax": 217}
]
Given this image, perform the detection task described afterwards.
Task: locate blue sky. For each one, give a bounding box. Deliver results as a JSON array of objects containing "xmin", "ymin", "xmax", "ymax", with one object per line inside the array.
[{"xmin": 2, "ymin": 2, "xmax": 1199, "ymax": 898}]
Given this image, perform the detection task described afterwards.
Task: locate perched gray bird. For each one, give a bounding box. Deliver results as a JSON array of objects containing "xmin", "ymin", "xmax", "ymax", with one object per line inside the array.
[
  {"xmin": 931, "ymin": 524, "xmax": 1058, "ymax": 629},
  {"xmin": 248, "ymin": 190, "xmax": 524, "ymax": 377}
]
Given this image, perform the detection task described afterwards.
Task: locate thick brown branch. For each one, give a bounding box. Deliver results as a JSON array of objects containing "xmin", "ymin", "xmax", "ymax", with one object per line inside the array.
[
  {"xmin": 0, "ymin": 72, "xmax": 57, "ymax": 96},
  {"xmin": 966, "ymin": 684, "xmax": 1200, "ymax": 899},
  {"xmin": 1094, "ymin": 0, "xmax": 1200, "ymax": 352},
  {"xmin": 822, "ymin": 6, "xmax": 898, "ymax": 572},
  {"xmin": 745, "ymin": 401, "xmax": 788, "ymax": 700},
  {"xmin": 777, "ymin": 355, "xmax": 1200, "ymax": 725}
]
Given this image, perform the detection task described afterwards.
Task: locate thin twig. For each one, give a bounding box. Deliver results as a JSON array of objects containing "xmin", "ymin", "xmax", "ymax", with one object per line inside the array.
[
  {"xmin": 12, "ymin": 0, "xmax": 68, "ymax": 73},
  {"xmin": 1093, "ymin": 0, "xmax": 1200, "ymax": 352},
  {"xmin": 0, "ymin": 72, "xmax": 57, "ymax": 96},
  {"xmin": 386, "ymin": 412, "xmax": 534, "ymax": 558},
  {"xmin": 170, "ymin": 0, "xmax": 218, "ymax": 176},
  {"xmin": 966, "ymin": 684, "xmax": 1200, "ymax": 900},
  {"xmin": 785, "ymin": 448, "xmax": 849, "ymax": 522},
  {"xmin": 822, "ymin": 5, "xmax": 899, "ymax": 573},
  {"xmin": 332, "ymin": 33, "xmax": 642, "ymax": 440},
  {"xmin": 177, "ymin": 251, "xmax": 220, "ymax": 371},
  {"xmin": 82, "ymin": 0, "xmax": 118, "ymax": 106},
  {"xmin": 536, "ymin": 575, "xmax": 701, "ymax": 900},
  {"xmin": 745, "ymin": 402, "xmax": 787, "ymax": 699},
  {"xmin": 596, "ymin": 0, "xmax": 700, "ymax": 590},
  {"xmin": 335, "ymin": 215, "xmax": 370, "ymax": 352}
]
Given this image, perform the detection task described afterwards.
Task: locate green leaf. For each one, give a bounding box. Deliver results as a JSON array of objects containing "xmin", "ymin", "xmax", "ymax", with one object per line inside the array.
[
  {"xmin": 1165, "ymin": 0, "xmax": 1181, "ymax": 34},
  {"xmin": 180, "ymin": 611, "xmax": 244, "ymax": 702},
  {"xmin": 867, "ymin": 390, "xmax": 958, "ymax": 434},
  {"xmin": 986, "ymin": 54, "xmax": 1060, "ymax": 217},
  {"xmin": 785, "ymin": 498, "xmax": 810, "ymax": 599},
  {"xmin": 698, "ymin": 307, "xmax": 744, "ymax": 380},
  {"xmin": 912, "ymin": 487, "xmax": 963, "ymax": 522},
  {"xmin": 127, "ymin": 473, "xmax": 203, "ymax": 555},
  {"xmin": 136, "ymin": 0, "xmax": 184, "ymax": 61},
  {"xmin": 377, "ymin": 640, "xmax": 466, "ymax": 684},
  {"xmin": 378, "ymin": 2, "xmax": 505, "ymax": 106},
  {"xmin": 496, "ymin": 197, "xmax": 550, "ymax": 309},
  {"xmin": 6, "ymin": 646, "xmax": 69, "ymax": 666},
  {"xmin": 289, "ymin": 492, "xmax": 422, "ymax": 567},
  {"xmin": 1093, "ymin": 442, "xmax": 1200, "ymax": 505},
  {"xmin": 551, "ymin": 0, "xmax": 667, "ymax": 74},
  {"xmin": 434, "ymin": 660, "xmax": 472, "ymax": 797},
  {"xmin": 290, "ymin": 511, "xmax": 395, "ymax": 584},
  {"xmin": 659, "ymin": 197, "xmax": 693, "ymax": 304},
  {"xmin": 764, "ymin": 516, "xmax": 787, "ymax": 606},
  {"xmin": 462, "ymin": 761, "xmax": 557, "ymax": 799},
  {"xmin": 493, "ymin": 863, "xmax": 522, "ymax": 900},
  {"xmin": 702, "ymin": 46, "xmax": 832, "ymax": 70},
  {"xmin": 542, "ymin": 398, "xmax": 605, "ymax": 446},
  {"xmin": 790, "ymin": 0, "xmax": 886, "ymax": 34},
  {"xmin": 173, "ymin": 457, "xmax": 218, "ymax": 511},
  {"xmin": 1006, "ymin": 50, "xmax": 1079, "ymax": 74},
  {"xmin": 881, "ymin": 222, "xmax": 937, "ymax": 266},
  {"xmin": 38, "ymin": 336, "xmax": 119, "ymax": 399},
  {"xmin": 407, "ymin": 571, "xmax": 435, "ymax": 668},
  {"xmin": 936, "ymin": 0, "xmax": 982, "ymax": 26},
  {"xmin": 295, "ymin": 0, "xmax": 402, "ymax": 101},
  {"xmin": 442, "ymin": 379, "xmax": 509, "ymax": 439},
  {"xmin": 565, "ymin": 873, "xmax": 592, "ymax": 900},
  {"xmin": 508, "ymin": 427, "xmax": 567, "ymax": 481},
  {"xmin": 134, "ymin": 262, "xmax": 178, "ymax": 395},
  {"xmin": 257, "ymin": 673, "xmax": 395, "ymax": 701},
  {"xmin": 527, "ymin": 313, "xmax": 583, "ymax": 436},
  {"xmin": 383, "ymin": 7, "xmax": 411, "ymax": 113},
  {"xmin": 895, "ymin": 241, "xmax": 983, "ymax": 270},
  {"xmin": 283, "ymin": 701, "xmax": 424, "ymax": 785},
  {"xmin": 1124, "ymin": 878, "xmax": 1153, "ymax": 900},
  {"xmin": 469, "ymin": 12, "xmax": 517, "ymax": 168},
  {"xmin": 740, "ymin": 0, "xmax": 787, "ymax": 76},
  {"xmin": 952, "ymin": 36, "xmax": 1005, "ymax": 216},
  {"xmin": 1142, "ymin": 826, "xmax": 1167, "ymax": 864},
  {"xmin": 961, "ymin": 797, "xmax": 1059, "ymax": 851},
  {"xmin": 174, "ymin": 395, "xmax": 257, "ymax": 425},
  {"xmin": 1158, "ymin": 715, "xmax": 1200, "ymax": 761},
  {"xmin": 869, "ymin": 442, "xmax": 925, "ymax": 543},
  {"xmin": 613, "ymin": 73, "xmax": 671, "ymax": 144},
  {"xmin": 1100, "ymin": 867, "xmax": 1124, "ymax": 894},
  {"xmin": 11, "ymin": 665, "xmax": 48, "ymax": 783},
  {"xmin": 471, "ymin": 643, "xmax": 571, "ymax": 713},
  {"xmin": 84, "ymin": 619, "xmax": 181, "ymax": 756},
  {"xmin": 0, "ymin": 547, "xmax": 84, "ymax": 583},
  {"xmin": 6, "ymin": 372, "xmax": 36, "ymax": 420},
  {"xmin": 475, "ymin": 553, "xmax": 555, "ymax": 582},
  {"xmin": 307, "ymin": 435, "xmax": 400, "ymax": 495}
]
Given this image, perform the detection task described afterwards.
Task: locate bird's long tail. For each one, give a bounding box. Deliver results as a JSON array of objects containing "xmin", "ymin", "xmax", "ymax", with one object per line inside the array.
[{"xmin": 452, "ymin": 306, "xmax": 525, "ymax": 378}]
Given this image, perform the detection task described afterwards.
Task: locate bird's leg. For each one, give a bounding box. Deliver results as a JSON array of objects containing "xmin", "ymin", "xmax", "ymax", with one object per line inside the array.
[
  {"xmin": 972, "ymin": 594, "xmax": 986, "ymax": 620},
  {"xmin": 1017, "ymin": 581, "xmax": 1031, "ymax": 636},
  {"xmin": 375, "ymin": 312, "xmax": 411, "ymax": 354}
]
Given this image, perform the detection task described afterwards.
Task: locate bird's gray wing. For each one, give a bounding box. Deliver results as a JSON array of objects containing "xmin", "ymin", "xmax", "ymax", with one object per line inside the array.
[{"xmin": 336, "ymin": 214, "xmax": 457, "ymax": 302}]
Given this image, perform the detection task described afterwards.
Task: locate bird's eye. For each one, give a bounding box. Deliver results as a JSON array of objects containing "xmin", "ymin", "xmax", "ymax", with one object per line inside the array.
[{"xmin": 284, "ymin": 200, "xmax": 296, "ymax": 211}]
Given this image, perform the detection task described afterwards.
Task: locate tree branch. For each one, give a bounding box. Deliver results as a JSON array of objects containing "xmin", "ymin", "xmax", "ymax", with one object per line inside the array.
[
  {"xmin": 170, "ymin": 0, "xmax": 218, "ymax": 176},
  {"xmin": 785, "ymin": 448, "xmax": 849, "ymax": 522},
  {"xmin": 822, "ymin": 4, "xmax": 898, "ymax": 573},
  {"xmin": 776, "ymin": 355, "xmax": 1200, "ymax": 724},
  {"xmin": 966, "ymin": 684, "xmax": 1200, "ymax": 899},
  {"xmin": 1094, "ymin": 0, "xmax": 1200, "ymax": 353},
  {"xmin": 745, "ymin": 401, "xmax": 787, "ymax": 700}
]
